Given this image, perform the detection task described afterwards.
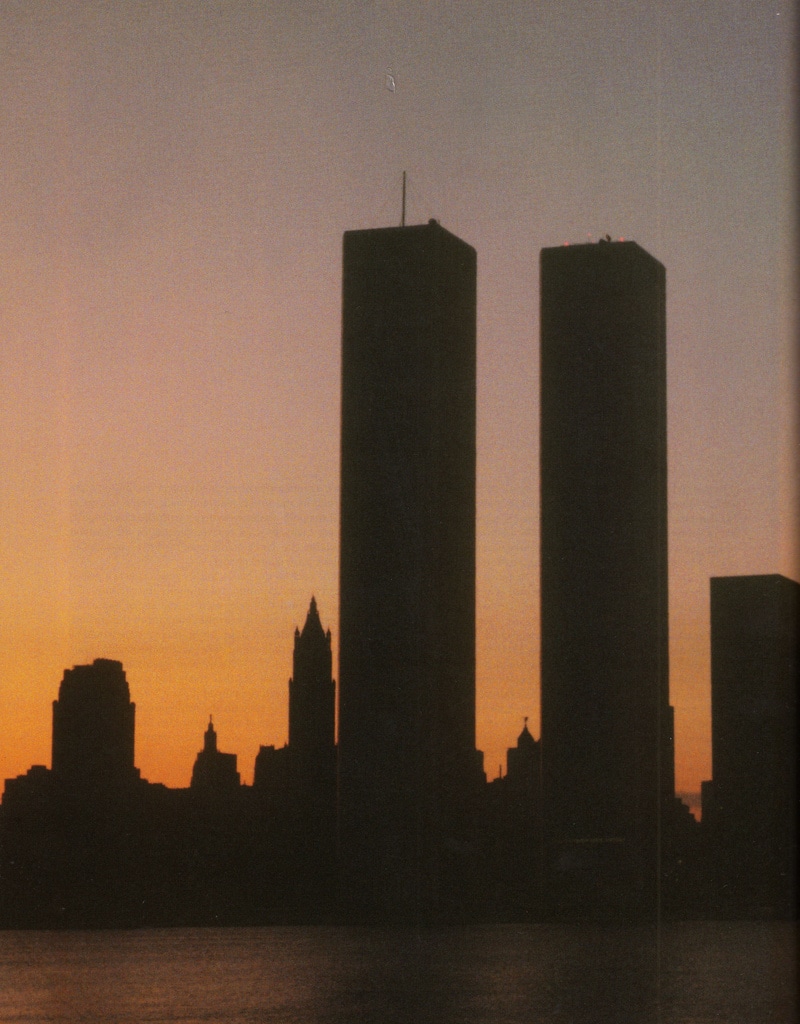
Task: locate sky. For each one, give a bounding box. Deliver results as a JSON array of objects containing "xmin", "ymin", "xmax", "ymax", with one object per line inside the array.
[{"xmin": 0, "ymin": 0, "xmax": 795, "ymax": 808}]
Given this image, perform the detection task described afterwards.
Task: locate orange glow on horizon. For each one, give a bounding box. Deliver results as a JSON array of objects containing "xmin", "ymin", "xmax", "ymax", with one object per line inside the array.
[
  {"xmin": 0, "ymin": 2, "xmax": 794, "ymax": 822},
  {"xmin": 2, "ymin": 588, "xmax": 715, "ymax": 799}
]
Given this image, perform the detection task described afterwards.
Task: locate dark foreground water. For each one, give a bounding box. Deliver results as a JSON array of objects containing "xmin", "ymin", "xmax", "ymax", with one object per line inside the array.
[{"xmin": 0, "ymin": 922, "xmax": 795, "ymax": 1024}]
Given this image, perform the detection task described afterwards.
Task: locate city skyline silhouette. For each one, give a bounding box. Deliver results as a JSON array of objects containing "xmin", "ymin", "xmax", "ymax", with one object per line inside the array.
[
  {"xmin": 2, "ymin": 219, "xmax": 795, "ymax": 927},
  {"xmin": 0, "ymin": 4, "xmax": 794, "ymax": 811},
  {"xmin": 2, "ymin": 568, "xmax": 795, "ymax": 925}
]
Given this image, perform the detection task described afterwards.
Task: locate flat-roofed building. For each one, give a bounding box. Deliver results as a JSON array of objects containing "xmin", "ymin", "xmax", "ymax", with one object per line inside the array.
[
  {"xmin": 539, "ymin": 240, "xmax": 674, "ymax": 917},
  {"xmin": 703, "ymin": 573, "xmax": 799, "ymax": 916}
]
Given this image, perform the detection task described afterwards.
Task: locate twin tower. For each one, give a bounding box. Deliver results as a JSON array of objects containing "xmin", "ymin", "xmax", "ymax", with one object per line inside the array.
[{"xmin": 337, "ymin": 221, "xmax": 673, "ymax": 920}]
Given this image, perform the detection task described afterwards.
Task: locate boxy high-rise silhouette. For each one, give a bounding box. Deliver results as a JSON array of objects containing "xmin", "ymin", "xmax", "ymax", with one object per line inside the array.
[
  {"xmin": 338, "ymin": 220, "xmax": 479, "ymax": 921},
  {"xmin": 703, "ymin": 574, "xmax": 798, "ymax": 916},
  {"xmin": 539, "ymin": 240, "xmax": 675, "ymax": 915}
]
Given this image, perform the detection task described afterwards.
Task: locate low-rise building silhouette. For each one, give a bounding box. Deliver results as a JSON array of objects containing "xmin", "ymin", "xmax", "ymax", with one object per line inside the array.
[
  {"xmin": 191, "ymin": 718, "xmax": 241, "ymax": 794},
  {"xmin": 505, "ymin": 718, "xmax": 540, "ymax": 803},
  {"xmin": 483, "ymin": 718, "xmax": 543, "ymax": 917},
  {"xmin": 0, "ymin": 659, "xmax": 159, "ymax": 926}
]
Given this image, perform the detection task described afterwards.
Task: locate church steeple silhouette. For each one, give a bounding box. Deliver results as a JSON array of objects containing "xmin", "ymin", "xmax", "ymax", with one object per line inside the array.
[
  {"xmin": 204, "ymin": 716, "xmax": 217, "ymax": 752},
  {"xmin": 191, "ymin": 715, "xmax": 240, "ymax": 793},
  {"xmin": 517, "ymin": 717, "xmax": 535, "ymax": 747},
  {"xmin": 286, "ymin": 596, "xmax": 337, "ymax": 893},
  {"xmin": 295, "ymin": 595, "xmax": 329, "ymax": 646},
  {"xmin": 289, "ymin": 597, "xmax": 335, "ymax": 758}
]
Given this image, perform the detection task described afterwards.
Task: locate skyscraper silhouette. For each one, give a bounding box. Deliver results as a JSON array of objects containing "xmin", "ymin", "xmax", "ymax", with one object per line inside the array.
[
  {"xmin": 252, "ymin": 597, "xmax": 336, "ymax": 816},
  {"xmin": 338, "ymin": 220, "xmax": 478, "ymax": 921},
  {"xmin": 289, "ymin": 596, "xmax": 335, "ymax": 765},
  {"xmin": 539, "ymin": 240, "xmax": 674, "ymax": 916},
  {"xmin": 51, "ymin": 658, "xmax": 139, "ymax": 788},
  {"xmin": 703, "ymin": 573, "xmax": 798, "ymax": 916}
]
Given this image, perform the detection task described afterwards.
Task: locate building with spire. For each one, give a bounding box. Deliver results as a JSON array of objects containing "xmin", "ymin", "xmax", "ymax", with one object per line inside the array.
[
  {"xmin": 482, "ymin": 718, "xmax": 542, "ymax": 916},
  {"xmin": 190, "ymin": 718, "xmax": 240, "ymax": 795},
  {"xmin": 253, "ymin": 597, "xmax": 336, "ymax": 808},
  {"xmin": 287, "ymin": 596, "xmax": 337, "ymax": 845},
  {"xmin": 505, "ymin": 718, "xmax": 540, "ymax": 802},
  {"xmin": 338, "ymin": 219, "xmax": 480, "ymax": 922},
  {"xmin": 288, "ymin": 596, "xmax": 335, "ymax": 765},
  {"xmin": 252, "ymin": 597, "xmax": 337, "ymax": 912}
]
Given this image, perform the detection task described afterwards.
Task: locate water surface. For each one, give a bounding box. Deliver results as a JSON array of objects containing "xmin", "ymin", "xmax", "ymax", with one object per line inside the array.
[{"xmin": 0, "ymin": 922, "xmax": 795, "ymax": 1024}]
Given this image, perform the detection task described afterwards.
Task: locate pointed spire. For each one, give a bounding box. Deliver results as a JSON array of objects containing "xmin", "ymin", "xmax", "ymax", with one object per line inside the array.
[
  {"xmin": 300, "ymin": 595, "xmax": 326, "ymax": 641},
  {"xmin": 204, "ymin": 715, "xmax": 217, "ymax": 752}
]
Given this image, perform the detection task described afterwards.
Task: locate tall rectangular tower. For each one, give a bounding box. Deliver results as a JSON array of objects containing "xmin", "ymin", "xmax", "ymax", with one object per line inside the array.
[
  {"xmin": 539, "ymin": 240, "xmax": 673, "ymax": 915},
  {"xmin": 704, "ymin": 574, "xmax": 798, "ymax": 915},
  {"xmin": 338, "ymin": 220, "xmax": 477, "ymax": 921}
]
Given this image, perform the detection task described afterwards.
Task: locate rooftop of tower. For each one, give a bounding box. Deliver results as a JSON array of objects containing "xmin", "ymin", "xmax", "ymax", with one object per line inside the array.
[
  {"xmin": 343, "ymin": 218, "xmax": 476, "ymax": 257},
  {"xmin": 296, "ymin": 595, "xmax": 331, "ymax": 643},
  {"xmin": 57, "ymin": 658, "xmax": 131, "ymax": 702},
  {"xmin": 541, "ymin": 237, "xmax": 665, "ymax": 272}
]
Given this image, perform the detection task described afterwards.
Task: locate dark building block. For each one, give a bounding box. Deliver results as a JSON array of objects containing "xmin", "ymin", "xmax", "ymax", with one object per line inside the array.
[
  {"xmin": 703, "ymin": 573, "xmax": 799, "ymax": 916},
  {"xmin": 51, "ymin": 658, "xmax": 138, "ymax": 787},
  {"xmin": 338, "ymin": 220, "xmax": 478, "ymax": 922},
  {"xmin": 539, "ymin": 240, "xmax": 674, "ymax": 917},
  {"xmin": 191, "ymin": 718, "xmax": 241, "ymax": 794},
  {"xmin": 289, "ymin": 596, "xmax": 336, "ymax": 763}
]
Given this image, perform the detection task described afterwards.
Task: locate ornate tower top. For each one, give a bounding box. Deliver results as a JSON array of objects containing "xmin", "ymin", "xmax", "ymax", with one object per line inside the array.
[
  {"xmin": 289, "ymin": 597, "xmax": 335, "ymax": 755},
  {"xmin": 204, "ymin": 716, "xmax": 217, "ymax": 753},
  {"xmin": 517, "ymin": 717, "xmax": 536, "ymax": 747},
  {"xmin": 299, "ymin": 596, "xmax": 329, "ymax": 644}
]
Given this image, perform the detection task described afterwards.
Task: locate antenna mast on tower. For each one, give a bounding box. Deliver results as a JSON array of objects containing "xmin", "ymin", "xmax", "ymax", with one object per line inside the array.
[{"xmin": 401, "ymin": 171, "xmax": 406, "ymax": 227}]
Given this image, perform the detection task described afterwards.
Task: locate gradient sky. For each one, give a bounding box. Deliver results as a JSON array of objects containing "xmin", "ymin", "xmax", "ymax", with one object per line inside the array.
[{"xmin": 0, "ymin": 1, "xmax": 795, "ymax": 807}]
